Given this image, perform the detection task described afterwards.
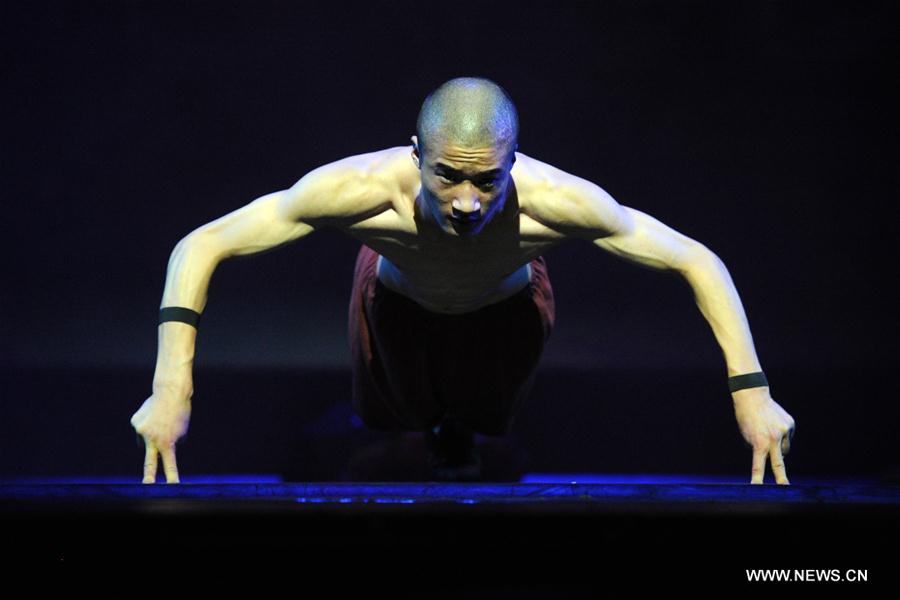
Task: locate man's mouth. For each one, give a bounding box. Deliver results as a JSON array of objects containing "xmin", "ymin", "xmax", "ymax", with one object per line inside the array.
[
  {"xmin": 449, "ymin": 211, "xmax": 481, "ymax": 225},
  {"xmin": 449, "ymin": 217, "xmax": 480, "ymax": 232}
]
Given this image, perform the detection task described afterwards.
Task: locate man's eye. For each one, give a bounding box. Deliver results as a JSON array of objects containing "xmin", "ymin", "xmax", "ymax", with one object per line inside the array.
[
  {"xmin": 437, "ymin": 175, "xmax": 454, "ymax": 183},
  {"xmin": 478, "ymin": 180, "xmax": 496, "ymax": 189}
]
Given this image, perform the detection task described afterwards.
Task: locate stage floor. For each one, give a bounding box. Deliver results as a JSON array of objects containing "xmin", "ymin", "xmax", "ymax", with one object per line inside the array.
[
  {"xmin": 2, "ymin": 478, "xmax": 897, "ymax": 590},
  {"xmin": 3, "ymin": 479, "xmax": 899, "ymax": 510}
]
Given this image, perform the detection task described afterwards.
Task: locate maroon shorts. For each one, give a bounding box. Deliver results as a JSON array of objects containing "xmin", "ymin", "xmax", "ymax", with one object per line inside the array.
[{"xmin": 347, "ymin": 245, "xmax": 555, "ymax": 436}]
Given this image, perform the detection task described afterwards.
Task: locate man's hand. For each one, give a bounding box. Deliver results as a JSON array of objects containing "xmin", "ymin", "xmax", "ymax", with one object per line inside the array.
[
  {"xmin": 731, "ymin": 387, "xmax": 795, "ymax": 485},
  {"xmin": 130, "ymin": 389, "xmax": 192, "ymax": 484}
]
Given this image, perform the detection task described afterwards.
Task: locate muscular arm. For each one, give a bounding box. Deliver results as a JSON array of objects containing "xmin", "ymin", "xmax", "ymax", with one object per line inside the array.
[
  {"xmin": 520, "ymin": 155, "xmax": 760, "ymax": 377},
  {"xmin": 520, "ymin": 153, "xmax": 794, "ymax": 484},
  {"xmin": 134, "ymin": 150, "xmax": 396, "ymax": 483},
  {"xmin": 154, "ymin": 152, "xmax": 394, "ymax": 386},
  {"xmin": 595, "ymin": 207, "xmax": 765, "ymax": 378}
]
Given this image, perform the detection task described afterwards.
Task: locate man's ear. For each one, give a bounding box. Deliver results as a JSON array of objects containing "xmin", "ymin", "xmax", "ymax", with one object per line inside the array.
[{"xmin": 410, "ymin": 135, "xmax": 421, "ymax": 168}]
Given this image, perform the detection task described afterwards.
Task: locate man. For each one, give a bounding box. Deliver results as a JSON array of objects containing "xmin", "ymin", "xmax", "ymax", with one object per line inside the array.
[{"xmin": 131, "ymin": 77, "xmax": 795, "ymax": 485}]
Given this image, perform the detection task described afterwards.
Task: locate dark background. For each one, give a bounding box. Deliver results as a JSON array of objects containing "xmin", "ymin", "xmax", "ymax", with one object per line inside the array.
[{"xmin": 1, "ymin": 0, "xmax": 897, "ymax": 482}]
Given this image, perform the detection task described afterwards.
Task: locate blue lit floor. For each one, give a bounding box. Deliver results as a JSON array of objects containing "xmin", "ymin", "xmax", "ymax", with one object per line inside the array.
[
  {"xmin": 0, "ymin": 472, "xmax": 887, "ymax": 486},
  {"xmin": 1, "ymin": 475, "xmax": 897, "ymax": 509},
  {"xmin": 2, "ymin": 475, "xmax": 897, "ymax": 584}
]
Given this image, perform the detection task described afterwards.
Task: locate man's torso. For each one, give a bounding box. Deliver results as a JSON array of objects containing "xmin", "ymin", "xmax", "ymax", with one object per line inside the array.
[{"xmin": 339, "ymin": 146, "xmax": 568, "ymax": 314}]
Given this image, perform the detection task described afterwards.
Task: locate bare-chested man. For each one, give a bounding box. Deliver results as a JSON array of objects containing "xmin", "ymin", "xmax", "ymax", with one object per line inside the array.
[{"xmin": 131, "ymin": 76, "xmax": 795, "ymax": 485}]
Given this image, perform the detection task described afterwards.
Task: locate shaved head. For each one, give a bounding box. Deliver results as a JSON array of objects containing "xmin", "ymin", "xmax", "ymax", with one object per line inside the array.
[{"xmin": 416, "ymin": 77, "xmax": 519, "ymax": 159}]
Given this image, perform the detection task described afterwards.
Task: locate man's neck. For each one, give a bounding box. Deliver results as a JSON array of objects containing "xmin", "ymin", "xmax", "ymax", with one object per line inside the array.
[{"xmin": 413, "ymin": 188, "xmax": 517, "ymax": 242}]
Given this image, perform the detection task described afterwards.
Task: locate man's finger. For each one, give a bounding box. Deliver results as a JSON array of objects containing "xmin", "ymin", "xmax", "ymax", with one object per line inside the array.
[
  {"xmin": 770, "ymin": 442, "xmax": 790, "ymax": 485},
  {"xmin": 750, "ymin": 445, "xmax": 767, "ymax": 484},
  {"xmin": 143, "ymin": 441, "xmax": 158, "ymax": 484},
  {"xmin": 159, "ymin": 444, "xmax": 180, "ymax": 484}
]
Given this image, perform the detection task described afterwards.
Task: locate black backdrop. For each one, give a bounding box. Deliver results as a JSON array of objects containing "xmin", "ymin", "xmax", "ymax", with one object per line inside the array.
[{"xmin": 2, "ymin": 1, "xmax": 897, "ymax": 480}]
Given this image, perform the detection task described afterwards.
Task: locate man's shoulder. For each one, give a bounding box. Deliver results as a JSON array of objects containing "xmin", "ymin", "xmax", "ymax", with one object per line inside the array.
[
  {"xmin": 511, "ymin": 151, "xmax": 571, "ymax": 190},
  {"xmin": 337, "ymin": 145, "xmax": 412, "ymax": 173},
  {"xmin": 510, "ymin": 151, "xmax": 623, "ymax": 238},
  {"xmin": 509, "ymin": 151, "xmax": 571, "ymax": 219},
  {"xmin": 332, "ymin": 145, "xmax": 417, "ymax": 191}
]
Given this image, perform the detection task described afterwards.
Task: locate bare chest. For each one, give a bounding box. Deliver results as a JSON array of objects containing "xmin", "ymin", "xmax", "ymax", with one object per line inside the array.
[{"xmin": 343, "ymin": 207, "xmax": 564, "ymax": 313}]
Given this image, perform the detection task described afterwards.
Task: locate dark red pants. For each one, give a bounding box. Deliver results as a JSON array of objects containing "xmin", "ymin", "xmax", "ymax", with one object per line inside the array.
[{"xmin": 347, "ymin": 245, "xmax": 555, "ymax": 436}]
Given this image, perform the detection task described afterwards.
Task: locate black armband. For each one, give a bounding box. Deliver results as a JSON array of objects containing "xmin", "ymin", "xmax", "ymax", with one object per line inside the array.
[
  {"xmin": 159, "ymin": 306, "xmax": 201, "ymax": 329},
  {"xmin": 728, "ymin": 371, "xmax": 768, "ymax": 393}
]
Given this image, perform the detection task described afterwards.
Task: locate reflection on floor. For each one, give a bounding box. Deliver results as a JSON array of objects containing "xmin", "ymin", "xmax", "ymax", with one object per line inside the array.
[
  {"xmin": 0, "ymin": 472, "xmax": 888, "ymax": 486},
  {"xmin": 2, "ymin": 475, "xmax": 898, "ymax": 506},
  {"xmin": 2, "ymin": 476, "xmax": 896, "ymax": 589}
]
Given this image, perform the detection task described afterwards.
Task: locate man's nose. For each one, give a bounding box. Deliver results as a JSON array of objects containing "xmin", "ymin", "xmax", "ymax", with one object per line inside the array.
[{"xmin": 451, "ymin": 196, "xmax": 481, "ymax": 216}]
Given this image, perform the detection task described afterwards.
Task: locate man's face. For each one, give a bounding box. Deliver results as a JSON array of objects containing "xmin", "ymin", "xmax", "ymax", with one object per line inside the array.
[{"xmin": 412, "ymin": 135, "xmax": 516, "ymax": 238}]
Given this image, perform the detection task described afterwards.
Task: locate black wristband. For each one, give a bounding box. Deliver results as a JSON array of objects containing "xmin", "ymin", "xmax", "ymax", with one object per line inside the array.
[
  {"xmin": 159, "ymin": 306, "xmax": 201, "ymax": 329},
  {"xmin": 728, "ymin": 371, "xmax": 768, "ymax": 393}
]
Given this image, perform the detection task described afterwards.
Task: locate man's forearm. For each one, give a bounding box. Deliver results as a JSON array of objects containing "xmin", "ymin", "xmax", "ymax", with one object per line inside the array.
[
  {"xmin": 680, "ymin": 249, "xmax": 764, "ymax": 378},
  {"xmin": 152, "ymin": 233, "xmax": 221, "ymax": 391}
]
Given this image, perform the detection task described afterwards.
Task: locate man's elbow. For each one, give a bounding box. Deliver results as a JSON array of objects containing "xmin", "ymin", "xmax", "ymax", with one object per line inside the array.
[
  {"xmin": 610, "ymin": 204, "xmax": 636, "ymax": 238},
  {"xmin": 678, "ymin": 242, "xmax": 722, "ymax": 274},
  {"xmin": 170, "ymin": 230, "xmax": 223, "ymax": 266}
]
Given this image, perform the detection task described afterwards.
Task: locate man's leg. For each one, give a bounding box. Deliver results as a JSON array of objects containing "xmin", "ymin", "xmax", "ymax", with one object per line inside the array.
[
  {"xmin": 435, "ymin": 256, "xmax": 556, "ymax": 437},
  {"xmin": 348, "ymin": 248, "xmax": 555, "ymax": 479},
  {"xmin": 422, "ymin": 257, "xmax": 556, "ymax": 480},
  {"xmin": 347, "ymin": 245, "xmax": 445, "ymax": 432}
]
